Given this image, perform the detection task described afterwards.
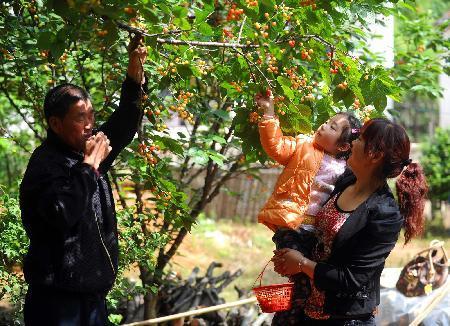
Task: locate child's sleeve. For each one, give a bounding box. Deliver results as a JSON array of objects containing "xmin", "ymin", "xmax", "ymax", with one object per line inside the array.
[{"xmin": 258, "ymin": 117, "xmax": 297, "ymax": 166}]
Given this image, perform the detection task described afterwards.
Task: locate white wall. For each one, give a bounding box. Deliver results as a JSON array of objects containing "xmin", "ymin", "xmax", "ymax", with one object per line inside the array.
[
  {"xmin": 366, "ymin": 15, "xmax": 395, "ymax": 112},
  {"xmin": 439, "ymin": 73, "xmax": 450, "ymax": 128}
]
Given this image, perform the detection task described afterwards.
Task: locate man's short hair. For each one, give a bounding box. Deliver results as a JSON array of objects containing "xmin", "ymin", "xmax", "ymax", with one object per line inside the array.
[{"xmin": 44, "ymin": 84, "xmax": 91, "ymax": 122}]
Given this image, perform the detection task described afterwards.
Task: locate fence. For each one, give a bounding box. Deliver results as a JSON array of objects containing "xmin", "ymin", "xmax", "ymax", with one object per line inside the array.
[{"xmin": 204, "ymin": 168, "xmax": 281, "ymax": 222}]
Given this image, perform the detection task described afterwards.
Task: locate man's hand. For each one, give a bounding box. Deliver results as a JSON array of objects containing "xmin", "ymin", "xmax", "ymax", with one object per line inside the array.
[
  {"xmin": 127, "ymin": 34, "xmax": 147, "ymax": 85},
  {"xmin": 255, "ymin": 92, "xmax": 275, "ymax": 117},
  {"xmin": 83, "ymin": 132, "xmax": 112, "ymax": 170}
]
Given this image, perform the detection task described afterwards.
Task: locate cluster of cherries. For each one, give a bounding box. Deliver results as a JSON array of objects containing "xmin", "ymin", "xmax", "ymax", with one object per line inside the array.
[
  {"xmin": 168, "ymin": 91, "xmax": 195, "ymax": 125},
  {"xmin": 300, "ymin": 0, "xmax": 318, "ymax": 10},
  {"xmin": 138, "ymin": 142, "xmax": 160, "ymax": 166},
  {"xmin": 226, "ymin": 4, "xmax": 245, "ymax": 21}
]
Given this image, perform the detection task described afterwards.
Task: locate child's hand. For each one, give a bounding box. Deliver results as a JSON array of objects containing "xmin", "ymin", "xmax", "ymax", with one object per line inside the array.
[{"xmin": 255, "ymin": 92, "xmax": 274, "ymax": 116}]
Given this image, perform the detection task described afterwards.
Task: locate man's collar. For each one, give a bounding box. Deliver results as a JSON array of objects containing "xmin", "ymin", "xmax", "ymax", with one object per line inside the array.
[{"xmin": 46, "ymin": 128, "xmax": 83, "ymax": 159}]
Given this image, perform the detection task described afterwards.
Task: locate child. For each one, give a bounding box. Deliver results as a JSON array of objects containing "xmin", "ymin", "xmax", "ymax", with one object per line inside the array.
[{"xmin": 255, "ymin": 92, "xmax": 361, "ymax": 301}]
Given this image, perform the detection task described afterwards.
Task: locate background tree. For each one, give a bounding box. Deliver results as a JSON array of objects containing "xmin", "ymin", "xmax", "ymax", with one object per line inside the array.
[
  {"xmin": 391, "ymin": 0, "xmax": 450, "ymax": 141},
  {"xmin": 421, "ymin": 128, "xmax": 450, "ymax": 218}
]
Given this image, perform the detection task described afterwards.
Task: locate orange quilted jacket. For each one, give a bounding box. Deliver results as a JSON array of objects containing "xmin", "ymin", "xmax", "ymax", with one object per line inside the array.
[{"xmin": 258, "ymin": 117, "xmax": 324, "ymax": 231}]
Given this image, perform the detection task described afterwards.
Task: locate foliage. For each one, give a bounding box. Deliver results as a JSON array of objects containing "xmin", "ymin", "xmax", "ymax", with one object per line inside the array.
[
  {"xmin": 393, "ymin": 4, "xmax": 449, "ymax": 99},
  {"xmin": 421, "ymin": 128, "xmax": 450, "ymax": 203},
  {"xmin": 0, "ymin": 0, "xmax": 434, "ymax": 322},
  {"xmin": 390, "ymin": 1, "xmax": 449, "ymax": 140},
  {"xmin": 0, "ymin": 191, "xmax": 28, "ymax": 321}
]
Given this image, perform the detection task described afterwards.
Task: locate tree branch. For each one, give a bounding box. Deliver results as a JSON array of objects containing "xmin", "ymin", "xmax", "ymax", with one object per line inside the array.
[
  {"xmin": 205, "ymin": 161, "xmax": 240, "ymax": 205},
  {"xmin": 184, "ymin": 165, "xmax": 205, "ymax": 187},
  {"xmin": 110, "ymin": 168, "xmax": 128, "ymax": 210},
  {"xmin": 0, "ymin": 85, "xmax": 44, "ymax": 141},
  {"xmin": 236, "ymin": 16, "xmax": 247, "ymax": 45},
  {"xmin": 231, "ymin": 47, "xmax": 272, "ymax": 88},
  {"xmin": 74, "ymin": 42, "xmax": 89, "ymax": 92},
  {"xmin": 0, "ymin": 124, "xmax": 30, "ymax": 152},
  {"xmin": 179, "ymin": 110, "xmax": 201, "ymax": 183},
  {"xmin": 116, "ymin": 21, "xmax": 337, "ymax": 50},
  {"xmin": 156, "ymin": 160, "xmax": 242, "ymax": 273}
]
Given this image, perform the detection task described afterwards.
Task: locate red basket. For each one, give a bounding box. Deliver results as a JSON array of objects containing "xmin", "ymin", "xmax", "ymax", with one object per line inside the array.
[{"xmin": 252, "ymin": 261, "xmax": 294, "ymax": 313}]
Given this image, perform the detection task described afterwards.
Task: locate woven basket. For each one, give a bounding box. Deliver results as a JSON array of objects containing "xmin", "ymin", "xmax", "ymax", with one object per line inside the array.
[{"xmin": 252, "ymin": 261, "xmax": 294, "ymax": 313}]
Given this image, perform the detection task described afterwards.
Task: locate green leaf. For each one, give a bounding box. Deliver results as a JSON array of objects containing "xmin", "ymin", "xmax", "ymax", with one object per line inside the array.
[
  {"xmin": 198, "ymin": 22, "xmax": 214, "ymax": 36},
  {"xmin": 318, "ymin": 63, "xmax": 332, "ymax": 87},
  {"xmin": 207, "ymin": 151, "xmax": 226, "ymax": 167},
  {"xmin": 209, "ymin": 135, "xmax": 227, "ymax": 144},
  {"xmin": 48, "ymin": 43, "xmax": 64, "ymax": 59},
  {"xmin": 37, "ymin": 32, "xmax": 55, "ymax": 50},
  {"xmin": 140, "ymin": 7, "xmax": 159, "ymax": 23},
  {"xmin": 212, "ymin": 109, "xmax": 231, "ymax": 121},
  {"xmin": 187, "ymin": 148, "xmax": 209, "ymax": 165},
  {"xmin": 173, "ymin": 6, "xmax": 188, "ymax": 18},
  {"xmin": 195, "ymin": 5, "xmax": 214, "ymax": 24},
  {"xmin": 177, "ymin": 65, "xmax": 193, "ymax": 78},
  {"xmin": 173, "ymin": 18, "xmax": 191, "ymax": 30},
  {"xmin": 153, "ymin": 136, "xmax": 184, "ymax": 156},
  {"xmin": 277, "ymin": 76, "xmax": 295, "ymax": 99},
  {"xmin": 289, "ymin": 104, "xmax": 311, "ymax": 117},
  {"xmin": 260, "ymin": 0, "xmax": 275, "ymax": 9}
]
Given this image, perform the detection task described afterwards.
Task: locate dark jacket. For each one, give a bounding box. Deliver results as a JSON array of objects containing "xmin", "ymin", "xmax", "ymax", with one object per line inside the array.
[
  {"xmin": 20, "ymin": 76, "xmax": 143, "ymax": 293},
  {"xmin": 313, "ymin": 168, "xmax": 404, "ymax": 318}
]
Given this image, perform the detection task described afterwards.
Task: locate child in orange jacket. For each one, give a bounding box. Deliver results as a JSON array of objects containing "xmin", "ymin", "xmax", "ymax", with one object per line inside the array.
[
  {"xmin": 255, "ymin": 93, "xmax": 361, "ymax": 301},
  {"xmin": 256, "ymin": 94, "xmax": 361, "ymax": 233}
]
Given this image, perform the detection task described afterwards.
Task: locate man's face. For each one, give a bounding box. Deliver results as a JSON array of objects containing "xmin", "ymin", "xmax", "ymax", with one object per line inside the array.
[{"xmin": 50, "ymin": 99, "xmax": 95, "ymax": 152}]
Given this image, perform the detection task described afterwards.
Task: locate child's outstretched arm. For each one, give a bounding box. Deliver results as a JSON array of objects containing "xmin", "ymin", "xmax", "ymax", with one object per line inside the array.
[{"xmin": 255, "ymin": 93, "xmax": 297, "ymax": 166}]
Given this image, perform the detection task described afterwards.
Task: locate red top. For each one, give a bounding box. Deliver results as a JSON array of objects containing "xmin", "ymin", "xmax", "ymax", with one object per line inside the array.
[{"xmin": 305, "ymin": 193, "xmax": 353, "ymax": 320}]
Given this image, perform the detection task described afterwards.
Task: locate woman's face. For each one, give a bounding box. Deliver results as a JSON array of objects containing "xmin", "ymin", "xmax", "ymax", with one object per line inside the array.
[{"xmin": 347, "ymin": 134, "xmax": 366, "ymax": 171}]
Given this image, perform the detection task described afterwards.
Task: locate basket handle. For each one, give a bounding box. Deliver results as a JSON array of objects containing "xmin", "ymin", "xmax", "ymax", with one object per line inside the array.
[
  {"xmin": 415, "ymin": 240, "xmax": 449, "ymax": 281},
  {"xmin": 252, "ymin": 260, "xmax": 272, "ymax": 289},
  {"xmin": 414, "ymin": 240, "xmax": 448, "ymax": 260}
]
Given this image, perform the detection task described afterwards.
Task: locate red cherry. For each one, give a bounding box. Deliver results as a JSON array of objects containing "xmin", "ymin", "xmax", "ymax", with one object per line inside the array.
[{"xmin": 288, "ymin": 40, "xmax": 295, "ymax": 48}]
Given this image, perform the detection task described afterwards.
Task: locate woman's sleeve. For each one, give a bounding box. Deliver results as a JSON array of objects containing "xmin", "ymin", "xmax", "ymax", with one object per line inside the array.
[
  {"xmin": 313, "ymin": 202, "xmax": 403, "ymax": 293},
  {"xmin": 258, "ymin": 118, "xmax": 298, "ymax": 165}
]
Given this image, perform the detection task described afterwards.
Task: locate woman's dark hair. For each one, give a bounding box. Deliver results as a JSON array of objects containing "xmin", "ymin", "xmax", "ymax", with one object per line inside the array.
[
  {"xmin": 361, "ymin": 118, "xmax": 428, "ymax": 244},
  {"xmin": 335, "ymin": 112, "xmax": 362, "ymax": 160},
  {"xmin": 44, "ymin": 84, "xmax": 91, "ymax": 122}
]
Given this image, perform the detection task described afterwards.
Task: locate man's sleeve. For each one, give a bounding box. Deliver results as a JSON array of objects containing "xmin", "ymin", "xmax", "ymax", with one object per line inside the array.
[
  {"xmin": 313, "ymin": 203, "xmax": 403, "ymax": 293},
  {"xmin": 98, "ymin": 75, "xmax": 144, "ymax": 173},
  {"xmin": 29, "ymin": 162, "xmax": 99, "ymax": 231}
]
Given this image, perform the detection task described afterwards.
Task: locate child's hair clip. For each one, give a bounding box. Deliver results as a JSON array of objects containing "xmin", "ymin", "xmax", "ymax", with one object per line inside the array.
[{"xmin": 351, "ymin": 128, "xmax": 360, "ymax": 134}]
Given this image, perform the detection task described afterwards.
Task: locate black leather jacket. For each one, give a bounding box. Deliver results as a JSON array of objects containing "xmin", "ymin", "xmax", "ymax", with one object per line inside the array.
[
  {"xmin": 20, "ymin": 76, "xmax": 142, "ymax": 293},
  {"xmin": 313, "ymin": 168, "xmax": 403, "ymax": 318}
]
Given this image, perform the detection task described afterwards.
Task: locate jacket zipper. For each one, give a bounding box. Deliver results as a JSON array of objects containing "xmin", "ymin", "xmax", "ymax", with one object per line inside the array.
[{"xmin": 94, "ymin": 210, "xmax": 116, "ymax": 276}]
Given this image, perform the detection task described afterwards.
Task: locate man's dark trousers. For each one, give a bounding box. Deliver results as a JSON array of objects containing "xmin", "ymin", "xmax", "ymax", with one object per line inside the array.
[{"xmin": 24, "ymin": 285, "xmax": 108, "ymax": 326}]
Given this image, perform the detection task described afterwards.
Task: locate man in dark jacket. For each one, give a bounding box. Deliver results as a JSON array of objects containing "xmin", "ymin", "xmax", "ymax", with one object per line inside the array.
[{"xmin": 20, "ymin": 36, "xmax": 147, "ymax": 325}]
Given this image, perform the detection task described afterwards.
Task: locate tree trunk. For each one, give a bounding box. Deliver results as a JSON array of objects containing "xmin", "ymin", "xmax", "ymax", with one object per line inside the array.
[{"xmin": 143, "ymin": 291, "xmax": 158, "ymax": 320}]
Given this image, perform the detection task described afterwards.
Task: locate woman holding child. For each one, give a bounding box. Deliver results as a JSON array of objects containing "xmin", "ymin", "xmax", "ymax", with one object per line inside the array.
[
  {"xmin": 255, "ymin": 94, "xmax": 429, "ymax": 325},
  {"xmin": 273, "ymin": 118, "xmax": 428, "ymax": 325}
]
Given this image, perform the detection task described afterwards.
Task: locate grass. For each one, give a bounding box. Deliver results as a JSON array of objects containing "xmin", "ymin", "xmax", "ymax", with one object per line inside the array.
[{"xmin": 170, "ymin": 216, "xmax": 450, "ymax": 302}]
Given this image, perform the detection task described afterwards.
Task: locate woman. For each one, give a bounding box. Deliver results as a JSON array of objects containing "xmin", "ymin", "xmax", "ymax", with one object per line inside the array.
[{"xmin": 272, "ymin": 118, "xmax": 428, "ymax": 325}]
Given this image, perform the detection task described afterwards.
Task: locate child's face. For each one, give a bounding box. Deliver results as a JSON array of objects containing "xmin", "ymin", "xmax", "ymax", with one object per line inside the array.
[{"xmin": 313, "ymin": 114, "xmax": 350, "ymax": 156}]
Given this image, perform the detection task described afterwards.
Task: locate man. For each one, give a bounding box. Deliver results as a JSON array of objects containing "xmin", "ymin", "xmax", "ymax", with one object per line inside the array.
[{"xmin": 19, "ymin": 36, "xmax": 147, "ymax": 325}]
